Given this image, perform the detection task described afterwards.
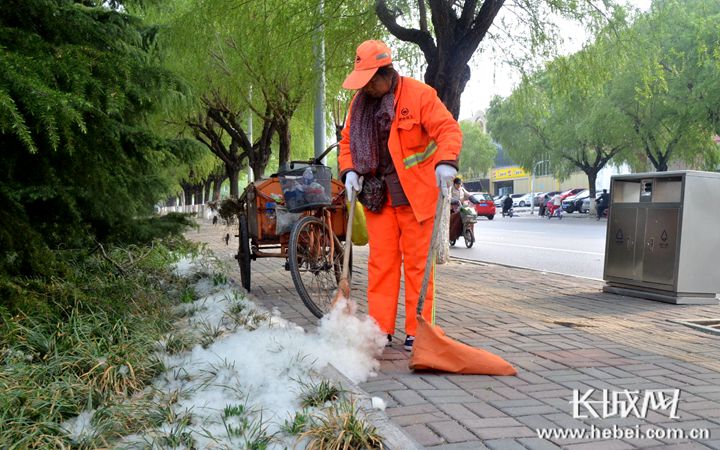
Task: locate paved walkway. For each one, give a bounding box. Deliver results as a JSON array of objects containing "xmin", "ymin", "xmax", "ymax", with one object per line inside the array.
[{"xmin": 188, "ymin": 220, "xmax": 720, "ymax": 450}]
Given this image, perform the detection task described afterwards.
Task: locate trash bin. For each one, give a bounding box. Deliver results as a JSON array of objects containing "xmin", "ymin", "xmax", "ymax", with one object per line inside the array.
[{"xmin": 603, "ymin": 170, "xmax": 720, "ymax": 304}]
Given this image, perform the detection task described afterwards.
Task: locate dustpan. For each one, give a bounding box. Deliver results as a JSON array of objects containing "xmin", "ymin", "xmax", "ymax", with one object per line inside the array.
[{"xmin": 409, "ymin": 188, "xmax": 517, "ymax": 376}]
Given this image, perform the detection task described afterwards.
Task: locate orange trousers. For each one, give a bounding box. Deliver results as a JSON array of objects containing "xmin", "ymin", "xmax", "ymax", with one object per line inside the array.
[{"xmin": 364, "ymin": 200, "xmax": 435, "ymax": 336}]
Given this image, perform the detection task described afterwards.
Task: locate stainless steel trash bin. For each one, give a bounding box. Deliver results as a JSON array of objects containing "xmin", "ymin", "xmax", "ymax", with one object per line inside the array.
[{"xmin": 603, "ymin": 170, "xmax": 720, "ymax": 304}]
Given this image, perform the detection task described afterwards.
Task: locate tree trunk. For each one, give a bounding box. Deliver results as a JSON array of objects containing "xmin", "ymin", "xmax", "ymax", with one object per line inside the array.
[
  {"xmin": 586, "ymin": 170, "xmax": 598, "ymax": 200},
  {"xmin": 277, "ymin": 117, "xmax": 291, "ymax": 172},
  {"xmin": 227, "ymin": 165, "xmax": 240, "ymax": 198},
  {"xmin": 183, "ymin": 186, "xmax": 193, "ymax": 207},
  {"xmin": 194, "ymin": 184, "xmax": 203, "ymax": 205},
  {"xmin": 426, "ymin": 61, "xmax": 471, "ymax": 119},
  {"xmin": 204, "ymin": 178, "xmax": 212, "ymax": 203},
  {"xmin": 212, "ymin": 174, "xmax": 225, "ymax": 200},
  {"xmin": 376, "ymin": 0, "xmax": 505, "ymax": 119},
  {"xmin": 250, "ymin": 142, "xmax": 272, "ymax": 180}
]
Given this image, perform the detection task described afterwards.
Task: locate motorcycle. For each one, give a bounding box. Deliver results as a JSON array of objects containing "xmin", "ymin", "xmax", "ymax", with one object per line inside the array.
[
  {"xmin": 449, "ymin": 203, "xmax": 476, "ymax": 248},
  {"xmin": 596, "ymin": 206, "xmax": 609, "ymax": 220},
  {"xmin": 545, "ymin": 202, "xmax": 563, "ymax": 219},
  {"xmin": 502, "ymin": 207, "xmax": 514, "ymax": 218}
]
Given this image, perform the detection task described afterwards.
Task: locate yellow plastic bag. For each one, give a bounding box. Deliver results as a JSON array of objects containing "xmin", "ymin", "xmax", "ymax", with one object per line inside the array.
[{"xmin": 348, "ymin": 201, "xmax": 369, "ymax": 246}]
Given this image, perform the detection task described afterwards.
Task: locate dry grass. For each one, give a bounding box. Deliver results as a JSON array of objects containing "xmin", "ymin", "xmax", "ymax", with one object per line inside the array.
[{"xmin": 300, "ymin": 399, "xmax": 385, "ymax": 450}]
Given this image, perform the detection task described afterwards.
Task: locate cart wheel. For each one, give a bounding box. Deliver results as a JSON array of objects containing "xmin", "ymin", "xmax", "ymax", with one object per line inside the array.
[
  {"xmin": 288, "ymin": 216, "xmax": 346, "ymax": 319},
  {"xmin": 464, "ymin": 228, "xmax": 474, "ymax": 248},
  {"xmin": 237, "ymin": 213, "xmax": 251, "ymax": 291},
  {"xmin": 449, "ymin": 239, "xmax": 456, "ymax": 246}
]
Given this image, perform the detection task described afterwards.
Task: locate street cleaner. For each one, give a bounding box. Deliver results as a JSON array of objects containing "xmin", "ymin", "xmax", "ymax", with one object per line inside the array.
[{"xmin": 339, "ymin": 40, "xmax": 462, "ymax": 351}]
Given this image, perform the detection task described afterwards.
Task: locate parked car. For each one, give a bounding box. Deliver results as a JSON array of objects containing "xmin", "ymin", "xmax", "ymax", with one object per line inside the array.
[
  {"xmin": 562, "ymin": 189, "xmax": 589, "ymax": 213},
  {"xmin": 509, "ymin": 193, "xmax": 525, "ymax": 207},
  {"xmin": 573, "ymin": 190, "xmax": 591, "ymax": 213},
  {"xmin": 532, "ymin": 192, "xmax": 547, "ymax": 206},
  {"xmin": 581, "ymin": 197, "xmax": 591, "ymax": 213},
  {"xmin": 513, "ymin": 193, "xmax": 534, "ymax": 207},
  {"xmin": 560, "ymin": 188, "xmax": 585, "ymax": 200},
  {"xmin": 581, "ymin": 191, "xmax": 608, "ymax": 214},
  {"xmin": 468, "ymin": 193, "xmax": 496, "ymax": 219},
  {"xmin": 493, "ymin": 195, "xmax": 506, "ymax": 207}
]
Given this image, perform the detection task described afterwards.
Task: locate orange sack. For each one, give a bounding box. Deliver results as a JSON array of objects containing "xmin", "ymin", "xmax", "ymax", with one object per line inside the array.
[{"xmin": 410, "ymin": 317, "xmax": 517, "ymax": 375}]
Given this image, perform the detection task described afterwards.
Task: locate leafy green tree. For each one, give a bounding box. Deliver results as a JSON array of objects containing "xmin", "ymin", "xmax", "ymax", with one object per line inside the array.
[
  {"xmin": 143, "ymin": 0, "xmax": 376, "ymax": 194},
  {"xmin": 487, "ymin": 59, "xmax": 629, "ymax": 199},
  {"xmin": 376, "ymin": 0, "xmax": 626, "ymax": 117},
  {"xmin": 0, "ymin": 0, "xmax": 196, "ymax": 274},
  {"xmin": 488, "ymin": 0, "xmax": 720, "ymax": 198},
  {"xmin": 606, "ymin": 0, "xmax": 720, "ymax": 171},
  {"xmin": 458, "ymin": 121, "xmax": 496, "ymax": 178}
]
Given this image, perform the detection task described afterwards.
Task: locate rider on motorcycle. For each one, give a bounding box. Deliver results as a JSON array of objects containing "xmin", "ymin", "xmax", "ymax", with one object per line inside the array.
[
  {"xmin": 451, "ymin": 178, "xmax": 472, "ymax": 203},
  {"xmin": 548, "ymin": 193, "xmax": 562, "ymax": 217},
  {"xmin": 502, "ymin": 195, "xmax": 513, "ymax": 216},
  {"xmin": 596, "ymin": 189, "xmax": 610, "ymax": 220}
]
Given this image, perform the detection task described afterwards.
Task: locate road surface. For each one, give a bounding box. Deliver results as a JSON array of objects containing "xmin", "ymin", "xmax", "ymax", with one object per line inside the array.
[{"xmin": 450, "ymin": 210, "xmax": 607, "ymax": 279}]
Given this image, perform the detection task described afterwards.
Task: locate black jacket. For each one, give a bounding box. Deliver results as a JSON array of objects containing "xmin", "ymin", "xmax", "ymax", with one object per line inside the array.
[{"xmin": 502, "ymin": 196, "xmax": 513, "ymax": 210}]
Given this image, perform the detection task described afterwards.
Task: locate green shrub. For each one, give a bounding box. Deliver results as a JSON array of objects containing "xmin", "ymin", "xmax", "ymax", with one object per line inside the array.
[{"xmin": 0, "ymin": 237, "xmax": 198, "ymax": 448}]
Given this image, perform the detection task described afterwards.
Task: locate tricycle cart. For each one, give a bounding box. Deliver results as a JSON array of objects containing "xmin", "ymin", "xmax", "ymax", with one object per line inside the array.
[{"xmin": 234, "ymin": 145, "xmax": 350, "ymax": 318}]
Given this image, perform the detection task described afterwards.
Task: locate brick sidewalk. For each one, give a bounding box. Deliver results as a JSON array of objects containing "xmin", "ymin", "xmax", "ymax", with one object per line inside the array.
[{"xmin": 187, "ymin": 220, "xmax": 720, "ymax": 450}]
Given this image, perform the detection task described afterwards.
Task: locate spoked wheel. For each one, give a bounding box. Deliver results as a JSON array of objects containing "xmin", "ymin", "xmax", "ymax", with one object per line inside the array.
[
  {"xmin": 237, "ymin": 213, "xmax": 251, "ymax": 291},
  {"xmin": 288, "ymin": 216, "xmax": 347, "ymax": 318},
  {"xmin": 449, "ymin": 239, "xmax": 456, "ymax": 246},
  {"xmin": 464, "ymin": 227, "xmax": 474, "ymax": 248}
]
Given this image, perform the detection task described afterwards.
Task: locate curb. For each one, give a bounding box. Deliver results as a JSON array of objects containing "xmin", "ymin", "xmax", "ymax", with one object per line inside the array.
[{"xmin": 319, "ymin": 364, "xmax": 423, "ymax": 450}]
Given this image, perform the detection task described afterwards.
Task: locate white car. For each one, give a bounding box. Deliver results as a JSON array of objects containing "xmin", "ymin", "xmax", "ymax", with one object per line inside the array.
[{"xmin": 512, "ymin": 193, "xmax": 533, "ymax": 207}]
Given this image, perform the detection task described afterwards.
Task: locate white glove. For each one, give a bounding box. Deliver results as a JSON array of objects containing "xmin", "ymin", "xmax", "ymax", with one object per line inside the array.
[
  {"xmin": 435, "ymin": 164, "xmax": 457, "ymax": 187},
  {"xmin": 344, "ymin": 171, "xmax": 363, "ymax": 201}
]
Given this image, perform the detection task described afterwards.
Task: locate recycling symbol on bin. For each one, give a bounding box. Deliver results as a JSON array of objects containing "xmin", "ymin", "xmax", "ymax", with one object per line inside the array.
[
  {"xmin": 661, "ymin": 230, "xmax": 668, "ymax": 242},
  {"xmin": 615, "ymin": 228, "xmax": 624, "ymax": 243}
]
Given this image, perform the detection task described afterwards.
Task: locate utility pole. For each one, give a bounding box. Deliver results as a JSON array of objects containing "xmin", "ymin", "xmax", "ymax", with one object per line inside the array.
[
  {"xmin": 313, "ymin": 0, "xmax": 326, "ymax": 163},
  {"xmin": 247, "ymin": 87, "xmax": 254, "ymax": 183},
  {"xmin": 530, "ymin": 160, "xmax": 549, "ymax": 215}
]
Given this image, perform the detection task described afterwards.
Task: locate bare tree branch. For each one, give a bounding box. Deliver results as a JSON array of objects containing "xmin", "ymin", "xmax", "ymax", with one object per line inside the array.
[{"xmin": 375, "ymin": 0, "xmax": 437, "ymax": 58}]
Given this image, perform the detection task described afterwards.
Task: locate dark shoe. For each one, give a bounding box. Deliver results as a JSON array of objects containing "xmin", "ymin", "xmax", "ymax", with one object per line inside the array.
[
  {"xmin": 386, "ymin": 334, "xmax": 392, "ymax": 347},
  {"xmin": 404, "ymin": 336, "xmax": 415, "ymax": 351}
]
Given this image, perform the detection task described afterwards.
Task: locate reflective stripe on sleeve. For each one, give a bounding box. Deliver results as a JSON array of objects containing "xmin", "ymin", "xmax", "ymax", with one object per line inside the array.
[{"xmin": 403, "ymin": 142, "xmax": 437, "ymax": 169}]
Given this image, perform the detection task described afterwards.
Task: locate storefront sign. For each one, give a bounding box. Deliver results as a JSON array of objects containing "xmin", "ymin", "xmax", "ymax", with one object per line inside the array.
[{"xmin": 492, "ymin": 166, "xmax": 528, "ymax": 180}]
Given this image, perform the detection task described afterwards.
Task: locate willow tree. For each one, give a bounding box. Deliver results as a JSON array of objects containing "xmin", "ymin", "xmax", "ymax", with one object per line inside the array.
[
  {"xmin": 487, "ymin": 57, "xmax": 630, "ymax": 199},
  {"xmin": 141, "ymin": 0, "xmax": 376, "ymax": 195},
  {"xmin": 605, "ymin": 0, "xmax": 720, "ymax": 171},
  {"xmin": 459, "ymin": 121, "xmax": 496, "ymax": 179},
  {"xmin": 375, "ymin": 0, "xmax": 627, "ymax": 118}
]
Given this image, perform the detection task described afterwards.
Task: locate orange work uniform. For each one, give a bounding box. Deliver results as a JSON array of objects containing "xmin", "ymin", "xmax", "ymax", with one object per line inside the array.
[{"xmin": 339, "ymin": 76, "xmax": 462, "ymax": 336}]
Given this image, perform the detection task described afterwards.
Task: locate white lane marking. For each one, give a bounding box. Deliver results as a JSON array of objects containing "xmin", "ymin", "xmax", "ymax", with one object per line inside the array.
[{"xmin": 468, "ymin": 240, "xmax": 604, "ymax": 256}]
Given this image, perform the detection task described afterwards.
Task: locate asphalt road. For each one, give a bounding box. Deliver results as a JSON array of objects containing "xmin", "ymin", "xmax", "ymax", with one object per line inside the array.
[{"xmin": 449, "ymin": 208, "xmax": 608, "ymax": 279}]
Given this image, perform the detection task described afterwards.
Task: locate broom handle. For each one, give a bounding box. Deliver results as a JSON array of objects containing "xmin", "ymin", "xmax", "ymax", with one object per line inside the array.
[
  {"xmin": 416, "ymin": 187, "xmax": 447, "ymax": 316},
  {"xmin": 341, "ymin": 189, "xmax": 357, "ymax": 280}
]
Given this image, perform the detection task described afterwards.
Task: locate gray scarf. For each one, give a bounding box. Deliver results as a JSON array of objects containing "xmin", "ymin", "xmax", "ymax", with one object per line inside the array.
[{"xmin": 349, "ymin": 74, "xmax": 398, "ymax": 175}]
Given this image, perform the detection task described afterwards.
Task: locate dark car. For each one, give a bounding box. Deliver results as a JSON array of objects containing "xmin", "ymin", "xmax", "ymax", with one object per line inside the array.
[{"xmin": 562, "ymin": 189, "xmax": 590, "ymax": 213}]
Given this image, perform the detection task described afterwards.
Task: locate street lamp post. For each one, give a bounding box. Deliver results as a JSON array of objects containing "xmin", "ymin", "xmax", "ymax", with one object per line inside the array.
[{"xmin": 530, "ymin": 160, "xmax": 549, "ymax": 215}]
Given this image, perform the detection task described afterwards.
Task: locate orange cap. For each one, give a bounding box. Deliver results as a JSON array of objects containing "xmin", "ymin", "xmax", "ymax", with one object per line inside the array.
[{"xmin": 342, "ymin": 40, "xmax": 393, "ymax": 90}]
